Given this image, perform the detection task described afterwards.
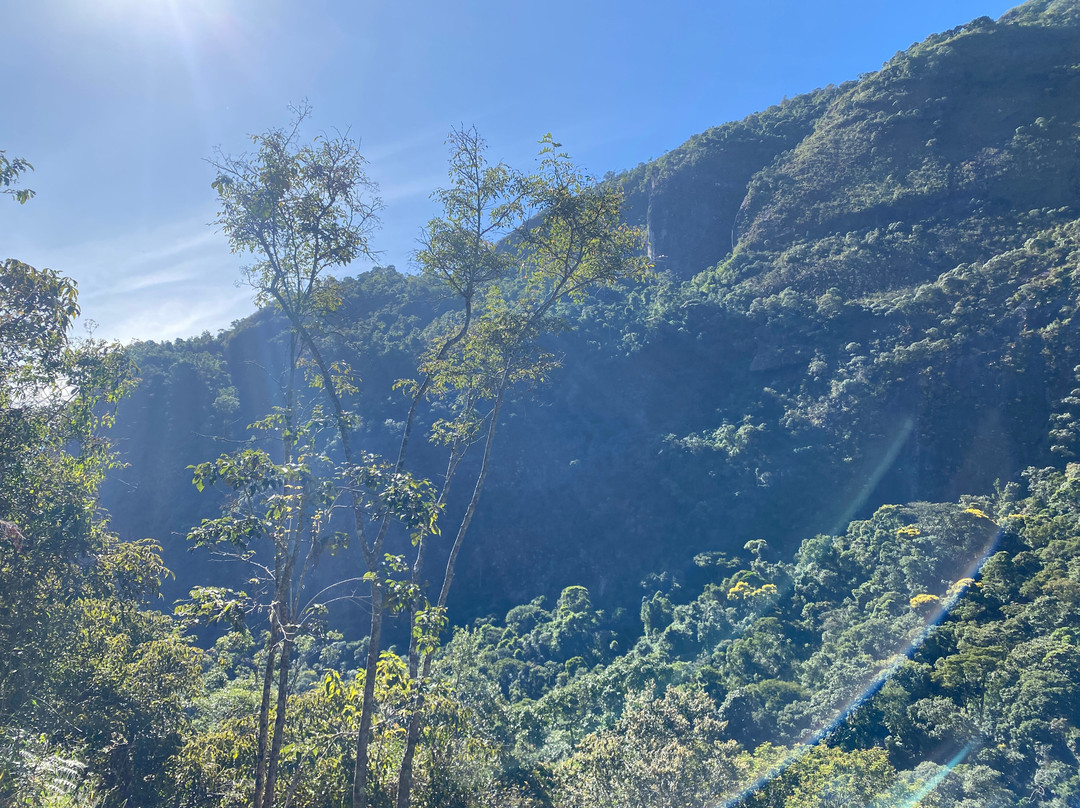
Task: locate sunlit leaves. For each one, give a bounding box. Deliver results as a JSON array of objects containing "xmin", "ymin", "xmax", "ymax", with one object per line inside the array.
[
  {"xmin": 190, "ymin": 449, "xmax": 284, "ymax": 495},
  {"xmin": 210, "ymin": 102, "xmax": 381, "ymax": 325},
  {"xmin": 175, "ymin": 586, "xmax": 251, "ymax": 629},
  {"xmin": 414, "ymin": 131, "xmax": 650, "ymax": 466},
  {"xmin": 0, "ymin": 259, "xmax": 176, "ymax": 805},
  {"xmin": 0, "ymin": 150, "xmax": 34, "ymax": 204},
  {"xmin": 413, "ymin": 606, "xmax": 448, "ymax": 658},
  {"xmin": 416, "ymin": 127, "xmax": 524, "ymax": 300},
  {"xmin": 341, "ymin": 453, "xmax": 441, "ymax": 542},
  {"xmin": 519, "ymin": 134, "xmax": 651, "ymax": 302},
  {"xmin": 0, "ymin": 260, "xmax": 80, "ymax": 394},
  {"xmin": 556, "ymin": 686, "xmax": 736, "ymax": 808}
]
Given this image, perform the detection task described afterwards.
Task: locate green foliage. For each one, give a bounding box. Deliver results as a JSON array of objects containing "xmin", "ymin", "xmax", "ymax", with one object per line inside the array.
[
  {"xmin": 740, "ymin": 745, "xmax": 901, "ymax": 808},
  {"xmin": 406, "ymin": 467, "xmax": 1080, "ymax": 806},
  {"xmin": 416, "ymin": 127, "xmax": 524, "ymax": 301},
  {"xmin": 0, "ymin": 261, "xmax": 200, "ymax": 808},
  {"xmin": 0, "ymin": 731, "xmax": 103, "ymax": 808},
  {"xmin": 67, "ymin": 6, "xmax": 1080, "ymax": 807},
  {"xmin": 210, "ymin": 101, "xmax": 380, "ymax": 322},
  {"xmin": 555, "ymin": 686, "xmax": 737, "ymax": 808},
  {"xmin": 0, "ymin": 150, "xmax": 34, "ymax": 204}
]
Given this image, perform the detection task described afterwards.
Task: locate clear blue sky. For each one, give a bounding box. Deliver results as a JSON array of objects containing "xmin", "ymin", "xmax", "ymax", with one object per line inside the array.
[{"xmin": 2, "ymin": 0, "xmax": 1020, "ymax": 343}]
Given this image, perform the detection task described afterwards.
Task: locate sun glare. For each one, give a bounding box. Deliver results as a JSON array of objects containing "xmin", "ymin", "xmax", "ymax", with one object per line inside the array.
[{"xmin": 75, "ymin": 0, "xmax": 232, "ymax": 36}]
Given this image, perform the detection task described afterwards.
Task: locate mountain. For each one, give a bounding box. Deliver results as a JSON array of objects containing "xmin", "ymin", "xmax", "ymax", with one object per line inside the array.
[
  {"xmin": 11, "ymin": 1, "xmax": 1080, "ymax": 805},
  {"xmin": 102, "ymin": 0, "xmax": 1080, "ymax": 629}
]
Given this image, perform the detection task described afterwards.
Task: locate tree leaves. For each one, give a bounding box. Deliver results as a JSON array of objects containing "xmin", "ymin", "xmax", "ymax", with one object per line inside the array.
[{"xmin": 0, "ymin": 150, "xmax": 34, "ymax": 204}]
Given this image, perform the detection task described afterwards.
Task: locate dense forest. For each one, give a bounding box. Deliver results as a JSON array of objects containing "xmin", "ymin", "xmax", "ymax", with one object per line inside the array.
[{"xmin": 6, "ymin": 0, "xmax": 1080, "ymax": 805}]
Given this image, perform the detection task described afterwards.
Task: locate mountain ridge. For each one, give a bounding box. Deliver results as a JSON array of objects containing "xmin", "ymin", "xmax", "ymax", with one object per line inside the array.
[{"xmin": 102, "ymin": 0, "xmax": 1080, "ymax": 625}]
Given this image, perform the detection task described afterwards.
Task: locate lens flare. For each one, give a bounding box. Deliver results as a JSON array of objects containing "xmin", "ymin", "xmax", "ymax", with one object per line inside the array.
[{"xmin": 712, "ymin": 514, "xmax": 1002, "ymax": 808}]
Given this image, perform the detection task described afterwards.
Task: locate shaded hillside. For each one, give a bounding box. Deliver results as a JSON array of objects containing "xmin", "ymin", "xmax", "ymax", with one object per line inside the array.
[{"xmin": 103, "ymin": 0, "xmax": 1080, "ymax": 626}]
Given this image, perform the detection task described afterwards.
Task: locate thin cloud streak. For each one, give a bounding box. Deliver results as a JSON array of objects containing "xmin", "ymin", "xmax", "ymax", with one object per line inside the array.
[
  {"xmin": 24, "ymin": 213, "xmax": 257, "ymax": 344},
  {"xmin": 96, "ymin": 285, "xmax": 255, "ymax": 345}
]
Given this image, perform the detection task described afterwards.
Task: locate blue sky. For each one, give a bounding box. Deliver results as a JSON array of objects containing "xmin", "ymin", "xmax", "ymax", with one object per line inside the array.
[{"xmin": 2, "ymin": 0, "xmax": 1020, "ymax": 343}]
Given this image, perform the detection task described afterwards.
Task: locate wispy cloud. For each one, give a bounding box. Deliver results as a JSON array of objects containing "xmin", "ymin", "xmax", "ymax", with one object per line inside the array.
[
  {"xmin": 92, "ymin": 285, "xmax": 254, "ymax": 344},
  {"xmin": 379, "ymin": 173, "xmax": 444, "ymax": 205},
  {"xmin": 20, "ymin": 211, "xmax": 259, "ymax": 344},
  {"xmin": 364, "ymin": 123, "xmax": 455, "ymax": 165}
]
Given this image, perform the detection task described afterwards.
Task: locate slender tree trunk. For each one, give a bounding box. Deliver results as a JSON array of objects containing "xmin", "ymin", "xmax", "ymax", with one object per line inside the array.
[
  {"xmin": 253, "ymin": 623, "xmax": 279, "ymax": 808},
  {"xmin": 258, "ymin": 334, "xmax": 298, "ymax": 808},
  {"xmin": 395, "ymin": 444, "xmax": 466, "ymax": 808},
  {"xmin": 351, "ymin": 306, "xmax": 477, "ymax": 808},
  {"xmin": 293, "ymin": 323, "xmax": 357, "ymax": 464},
  {"xmin": 289, "ymin": 319, "xmax": 398, "ymax": 808},
  {"xmin": 263, "ymin": 631, "xmax": 293, "ymax": 808},
  {"xmin": 394, "ymin": 560, "xmax": 427, "ymax": 808},
  {"xmin": 353, "ymin": 584, "xmax": 385, "ymax": 808},
  {"xmin": 395, "ymin": 379, "xmax": 507, "ymax": 808},
  {"xmin": 394, "ymin": 299, "xmax": 472, "ymax": 473},
  {"xmin": 396, "ymin": 642, "xmax": 428, "ymax": 808},
  {"xmin": 437, "ymin": 381, "xmax": 506, "ymax": 610},
  {"xmin": 397, "ymin": 699, "xmax": 420, "ymax": 805}
]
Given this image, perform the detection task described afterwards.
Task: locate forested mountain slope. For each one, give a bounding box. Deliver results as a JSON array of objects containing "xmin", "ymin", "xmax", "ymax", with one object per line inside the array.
[
  {"xmin": 103, "ymin": 0, "xmax": 1080, "ymax": 626},
  {"xmin": 11, "ymin": 1, "xmax": 1080, "ymax": 806}
]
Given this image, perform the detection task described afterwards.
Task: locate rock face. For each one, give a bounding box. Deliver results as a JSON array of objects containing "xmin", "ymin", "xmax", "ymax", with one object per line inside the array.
[
  {"xmin": 619, "ymin": 91, "xmax": 835, "ymax": 278},
  {"xmin": 621, "ymin": 3, "xmax": 1080, "ymax": 293}
]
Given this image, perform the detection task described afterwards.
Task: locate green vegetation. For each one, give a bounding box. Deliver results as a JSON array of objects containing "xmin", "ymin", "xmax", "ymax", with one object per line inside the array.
[
  {"xmin": 9, "ymin": 0, "xmax": 1080, "ymax": 804},
  {"xmin": 167, "ymin": 113, "xmax": 646, "ymax": 808},
  {"xmin": 0, "ymin": 258, "xmax": 201, "ymax": 805}
]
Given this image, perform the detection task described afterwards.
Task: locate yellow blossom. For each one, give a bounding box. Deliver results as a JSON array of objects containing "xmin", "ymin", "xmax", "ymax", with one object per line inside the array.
[{"xmin": 910, "ymin": 593, "xmax": 941, "ymax": 609}]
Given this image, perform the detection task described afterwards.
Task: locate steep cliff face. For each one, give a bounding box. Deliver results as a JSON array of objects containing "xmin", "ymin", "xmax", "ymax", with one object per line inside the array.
[
  {"xmin": 623, "ymin": 3, "xmax": 1080, "ymax": 295},
  {"xmin": 619, "ymin": 90, "xmax": 836, "ymax": 279},
  {"xmin": 740, "ymin": 17, "xmax": 1080, "ymax": 250}
]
